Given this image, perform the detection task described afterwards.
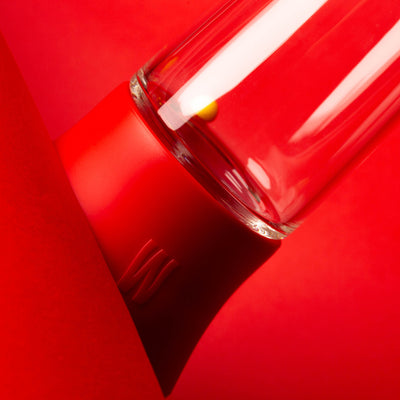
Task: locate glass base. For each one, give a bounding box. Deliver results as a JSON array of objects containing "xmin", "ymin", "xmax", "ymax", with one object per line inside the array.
[{"xmin": 130, "ymin": 72, "xmax": 296, "ymax": 240}]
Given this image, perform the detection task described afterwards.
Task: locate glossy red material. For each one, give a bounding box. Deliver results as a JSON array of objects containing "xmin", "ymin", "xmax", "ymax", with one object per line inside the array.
[{"xmin": 56, "ymin": 83, "xmax": 280, "ymax": 394}]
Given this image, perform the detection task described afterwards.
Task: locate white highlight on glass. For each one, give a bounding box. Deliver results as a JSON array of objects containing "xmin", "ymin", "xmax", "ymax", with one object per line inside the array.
[
  {"xmin": 247, "ymin": 158, "xmax": 271, "ymax": 190},
  {"xmin": 158, "ymin": 0, "xmax": 328, "ymax": 130},
  {"xmin": 224, "ymin": 171, "xmax": 243, "ymax": 192},
  {"xmin": 290, "ymin": 19, "xmax": 400, "ymax": 143}
]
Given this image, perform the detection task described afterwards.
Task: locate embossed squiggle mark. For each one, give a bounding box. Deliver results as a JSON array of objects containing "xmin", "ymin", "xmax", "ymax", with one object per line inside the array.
[{"xmin": 118, "ymin": 239, "xmax": 179, "ymax": 304}]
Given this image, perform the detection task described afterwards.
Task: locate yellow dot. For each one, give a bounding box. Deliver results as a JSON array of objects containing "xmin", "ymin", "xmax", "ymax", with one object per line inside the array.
[
  {"xmin": 196, "ymin": 100, "xmax": 218, "ymax": 122},
  {"xmin": 161, "ymin": 56, "xmax": 179, "ymax": 72}
]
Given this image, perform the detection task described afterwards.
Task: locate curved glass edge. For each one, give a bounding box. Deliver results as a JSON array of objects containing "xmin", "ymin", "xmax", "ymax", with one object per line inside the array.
[{"xmin": 130, "ymin": 71, "xmax": 297, "ymax": 241}]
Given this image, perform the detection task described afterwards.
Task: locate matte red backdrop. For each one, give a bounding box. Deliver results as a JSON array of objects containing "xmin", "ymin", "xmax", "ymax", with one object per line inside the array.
[{"xmin": 1, "ymin": 1, "xmax": 400, "ymax": 399}]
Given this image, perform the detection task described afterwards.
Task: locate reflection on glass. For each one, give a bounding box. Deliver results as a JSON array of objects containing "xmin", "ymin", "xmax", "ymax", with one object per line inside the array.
[
  {"xmin": 134, "ymin": 0, "xmax": 400, "ymax": 238},
  {"xmin": 159, "ymin": 0, "xmax": 329, "ymax": 130}
]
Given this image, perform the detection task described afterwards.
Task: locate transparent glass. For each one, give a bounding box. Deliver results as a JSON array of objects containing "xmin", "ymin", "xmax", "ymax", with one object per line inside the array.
[{"xmin": 131, "ymin": 0, "xmax": 400, "ymax": 239}]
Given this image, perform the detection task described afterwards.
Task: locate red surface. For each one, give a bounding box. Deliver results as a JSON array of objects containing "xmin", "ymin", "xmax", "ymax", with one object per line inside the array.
[
  {"xmin": 1, "ymin": 1, "xmax": 400, "ymax": 399},
  {"xmin": 0, "ymin": 33, "xmax": 162, "ymax": 400}
]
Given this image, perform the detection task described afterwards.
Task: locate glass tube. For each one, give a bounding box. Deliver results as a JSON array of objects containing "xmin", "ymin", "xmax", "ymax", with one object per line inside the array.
[{"xmin": 131, "ymin": 0, "xmax": 400, "ymax": 239}]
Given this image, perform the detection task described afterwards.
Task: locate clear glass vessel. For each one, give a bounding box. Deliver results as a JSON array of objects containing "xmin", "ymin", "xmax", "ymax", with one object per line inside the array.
[{"xmin": 131, "ymin": 0, "xmax": 400, "ymax": 239}]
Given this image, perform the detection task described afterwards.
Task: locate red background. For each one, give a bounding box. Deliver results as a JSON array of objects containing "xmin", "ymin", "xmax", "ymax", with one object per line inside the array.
[{"xmin": 1, "ymin": 1, "xmax": 400, "ymax": 399}]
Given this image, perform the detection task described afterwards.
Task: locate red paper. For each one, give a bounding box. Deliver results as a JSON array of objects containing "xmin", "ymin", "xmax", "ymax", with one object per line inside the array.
[{"xmin": 0, "ymin": 33, "xmax": 162, "ymax": 400}]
